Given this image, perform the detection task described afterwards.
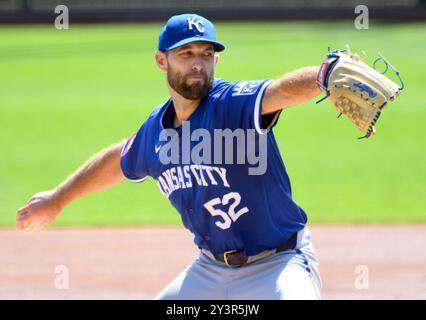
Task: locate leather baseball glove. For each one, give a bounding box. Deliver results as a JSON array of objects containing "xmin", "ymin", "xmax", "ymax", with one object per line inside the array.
[{"xmin": 316, "ymin": 47, "xmax": 404, "ymax": 138}]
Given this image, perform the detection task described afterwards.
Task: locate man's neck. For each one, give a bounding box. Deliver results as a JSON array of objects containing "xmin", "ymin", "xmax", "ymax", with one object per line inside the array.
[{"xmin": 168, "ymin": 86, "xmax": 201, "ymax": 128}]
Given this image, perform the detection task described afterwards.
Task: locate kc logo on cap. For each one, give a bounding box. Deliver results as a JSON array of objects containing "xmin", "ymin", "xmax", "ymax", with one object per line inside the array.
[{"xmin": 187, "ymin": 17, "xmax": 205, "ymax": 33}]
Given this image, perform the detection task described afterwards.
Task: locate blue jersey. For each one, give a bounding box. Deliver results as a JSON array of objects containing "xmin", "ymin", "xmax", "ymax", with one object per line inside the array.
[{"xmin": 120, "ymin": 78, "xmax": 307, "ymax": 255}]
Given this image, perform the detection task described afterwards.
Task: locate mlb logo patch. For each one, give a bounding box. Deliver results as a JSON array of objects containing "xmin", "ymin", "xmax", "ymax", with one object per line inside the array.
[{"xmin": 232, "ymin": 81, "xmax": 262, "ymax": 96}]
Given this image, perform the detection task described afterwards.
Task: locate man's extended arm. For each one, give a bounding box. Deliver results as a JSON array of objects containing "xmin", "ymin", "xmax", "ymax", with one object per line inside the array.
[
  {"xmin": 261, "ymin": 66, "xmax": 321, "ymax": 115},
  {"xmin": 16, "ymin": 140, "xmax": 126, "ymax": 230}
]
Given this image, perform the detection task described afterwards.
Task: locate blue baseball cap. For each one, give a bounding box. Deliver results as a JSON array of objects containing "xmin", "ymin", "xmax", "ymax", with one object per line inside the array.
[{"xmin": 158, "ymin": 14, "xmax": 225, "ymax": 52}]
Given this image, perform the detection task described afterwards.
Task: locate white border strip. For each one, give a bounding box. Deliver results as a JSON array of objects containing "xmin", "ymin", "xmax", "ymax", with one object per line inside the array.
[
  {"xmin": 120, "ymin": 134, "xmax": 136, "ymax": 157},
  {"xmin": 129, "ymin": 176, "xmax": 148, "ymax": 183},
  {"xmin": 266, "ymin": 109, "xmax": 282, "ymax": 131},
  {"xmin": 254, "ymin": 79, "xmax": 274, "ymax": 135}
]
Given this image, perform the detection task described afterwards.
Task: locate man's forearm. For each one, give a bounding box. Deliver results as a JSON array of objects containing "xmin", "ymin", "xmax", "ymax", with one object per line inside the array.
[
  {"xmin": 262, "ymin": 66, "xmax": 321, "ymax": 114},
  {"xmin": 53, "ymin": 140, "xmax": 126, "ymax": 209}
]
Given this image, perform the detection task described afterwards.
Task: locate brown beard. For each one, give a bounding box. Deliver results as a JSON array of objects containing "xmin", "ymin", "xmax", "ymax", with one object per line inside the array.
[{"xmin": 167, "ymin": 63, "xmax": 214, "ymax": 100}]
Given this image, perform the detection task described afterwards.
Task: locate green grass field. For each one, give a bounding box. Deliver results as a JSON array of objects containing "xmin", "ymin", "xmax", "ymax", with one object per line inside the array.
[{"xmin": 1, "ymin": 21, "xmax": 425, "ymax": 227}]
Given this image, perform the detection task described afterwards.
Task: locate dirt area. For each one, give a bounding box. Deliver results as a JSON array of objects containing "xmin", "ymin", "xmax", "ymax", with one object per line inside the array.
[{"xmin": 1, "ymin": 225, "xmax": 425, "ymax": 299}]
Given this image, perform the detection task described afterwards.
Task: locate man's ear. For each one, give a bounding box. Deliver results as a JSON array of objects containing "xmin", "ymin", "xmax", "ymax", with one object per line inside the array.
[
  {"xmin": 214, "ymin": 53, "xmax": 219, "ymax": 65},
  {"xmin": 155, "ymin": 50, "xmax": 168, "ymax": 72}
]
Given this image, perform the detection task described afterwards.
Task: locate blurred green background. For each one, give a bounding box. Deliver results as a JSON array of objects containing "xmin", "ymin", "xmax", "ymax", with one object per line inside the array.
[{"xmin": 1, "ymin": 22, "xmax": 425, "ymax": 227}]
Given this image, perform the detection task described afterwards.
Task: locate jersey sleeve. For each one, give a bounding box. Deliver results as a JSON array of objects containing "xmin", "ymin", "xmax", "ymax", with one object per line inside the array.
[
  {"xmin": 218, "ymin": 79, "xmax": 282, "ymax": 134},
  {"xmin": 120, "ymin": 123, "xmax": 149, "ymax": 183}
]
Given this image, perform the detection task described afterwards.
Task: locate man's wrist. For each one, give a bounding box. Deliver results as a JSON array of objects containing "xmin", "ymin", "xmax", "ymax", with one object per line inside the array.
[{"xmin": 52, "ymin": 187, "xmax": 68, "ymax": 211}]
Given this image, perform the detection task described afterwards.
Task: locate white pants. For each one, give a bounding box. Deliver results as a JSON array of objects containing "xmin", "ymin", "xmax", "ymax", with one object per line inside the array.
[{"xmin": 155, "ymin": 227, "xmax": 321, "ymax": 300}]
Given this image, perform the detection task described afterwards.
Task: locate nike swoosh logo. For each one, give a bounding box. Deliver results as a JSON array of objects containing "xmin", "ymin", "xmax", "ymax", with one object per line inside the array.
[{"xmin": 155, "ymin": 145, "xmax": 162, "ymax": 154}]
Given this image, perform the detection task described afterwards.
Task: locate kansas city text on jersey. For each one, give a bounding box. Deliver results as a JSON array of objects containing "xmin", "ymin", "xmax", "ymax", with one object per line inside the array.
[{"xmin": 157, "ymin": 165, "xmax": 229, "ymax": 198}]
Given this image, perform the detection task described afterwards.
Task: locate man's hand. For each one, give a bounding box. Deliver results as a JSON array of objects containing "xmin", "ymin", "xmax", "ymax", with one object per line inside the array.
[
  {"xmin": 15, "ymin": 140, "xmax": 126, "ymax": 233},
  {"xmin": 316, "ymin": 47, "xmax": 403, "ymax": 138},
  {"xmin": 16, "ymin": 190, "xmax": 63, "ymax": 232}
]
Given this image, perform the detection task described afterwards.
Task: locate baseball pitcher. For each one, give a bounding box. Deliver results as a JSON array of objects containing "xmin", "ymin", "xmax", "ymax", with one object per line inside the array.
[{"xmin": 16, "ymin": 14, "xmax": 402, "ymax": 300}]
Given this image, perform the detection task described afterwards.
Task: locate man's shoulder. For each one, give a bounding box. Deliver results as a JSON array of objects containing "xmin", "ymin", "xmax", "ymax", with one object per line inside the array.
[
  {"xmin": 210, "ymin": 79, "xmax": 271, "ymax": 99},
  {"xmin": 209, "ymin": 78, "xmax": 231, "ymax": 97},
  {"xmin": 230, "ymin": 80, "xmax": 271, "ymax": 97},
  {"xmin": 131, "ymin": 99, "xmax": 171, "ymax": 137},
  {"xmin": 148, "ymin": 99, "xmax": 171, "ymax": 120}
]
